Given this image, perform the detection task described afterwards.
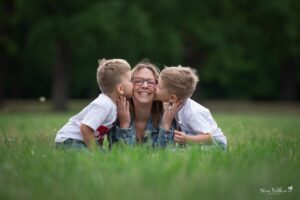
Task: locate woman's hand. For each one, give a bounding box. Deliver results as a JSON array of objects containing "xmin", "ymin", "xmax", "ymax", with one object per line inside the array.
[
  {"xmin": 161, "ymin": 100, "xmax": 183, "ymax": 130},
  {"xmin": 117, "ymin": 96, "xmax": 131, "ymax": 128},
  {"xmin": 174, "ymin": 130, "xmax": 187, "ymax": 144}
]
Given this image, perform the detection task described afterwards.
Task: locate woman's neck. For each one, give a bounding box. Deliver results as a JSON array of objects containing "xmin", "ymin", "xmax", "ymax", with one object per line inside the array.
[
  {"xmin": 133, "ymin": 101, "xmax": 152, "ymax": 142},
  {"xmin": 134, "ymin": 102, "xmax": 152, "ymax": 121}
]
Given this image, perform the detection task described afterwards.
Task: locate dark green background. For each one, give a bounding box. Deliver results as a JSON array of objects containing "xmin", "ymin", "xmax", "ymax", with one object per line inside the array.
[{"xmin": 1, "ymin": 0, "xmax": 300, "ymax": 110}]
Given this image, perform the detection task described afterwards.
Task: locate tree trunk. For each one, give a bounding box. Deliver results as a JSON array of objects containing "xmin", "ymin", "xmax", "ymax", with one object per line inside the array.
[
  {"xmin": 280, "ymin": 57, "xmax": 297, "ymax": 101},
  {"xmin": 52, "ymin": 39, "xmax": 70, "ymax": 111}
]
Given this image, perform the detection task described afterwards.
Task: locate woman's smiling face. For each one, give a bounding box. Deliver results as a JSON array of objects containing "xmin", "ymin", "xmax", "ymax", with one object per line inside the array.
[{"xmin": 132, "ymin": 68, "xmax": 157, "ymax": 105}]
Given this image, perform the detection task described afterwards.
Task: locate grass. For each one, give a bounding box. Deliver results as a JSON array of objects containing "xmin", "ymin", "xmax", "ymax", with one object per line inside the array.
[{"xmin": 0, "ymin": 109, "xmax": 299, "ymax": 200}]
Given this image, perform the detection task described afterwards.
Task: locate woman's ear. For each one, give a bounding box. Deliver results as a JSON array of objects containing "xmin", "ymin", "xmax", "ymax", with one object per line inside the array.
[{"xmin": 169, "ymin": 95, "xmax": 178, "ymax": 103}]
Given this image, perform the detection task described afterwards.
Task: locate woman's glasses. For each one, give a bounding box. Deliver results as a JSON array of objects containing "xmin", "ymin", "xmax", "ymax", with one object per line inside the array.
[{"xmin": 132, "ymin": 77, "xmax": 157, "ymax": 87}]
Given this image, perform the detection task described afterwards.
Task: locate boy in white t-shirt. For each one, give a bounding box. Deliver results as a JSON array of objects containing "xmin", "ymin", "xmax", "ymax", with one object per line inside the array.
[
  {"xmin": 155, "ymin": 66, "xmax": 227, "ymax": 149},
  {"xmin": 55, "ymin": 59, "xmax": 133, "ymax": 151}
]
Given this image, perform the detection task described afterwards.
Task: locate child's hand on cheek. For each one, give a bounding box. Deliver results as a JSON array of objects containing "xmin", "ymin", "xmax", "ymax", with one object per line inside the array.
[
  {"xmin": 117, "ymin": 96, "xmax": 131, "ymax": 128},
  {"xmin": 161, "ymin": 100, "xmax": 183, "ymax": 130}
]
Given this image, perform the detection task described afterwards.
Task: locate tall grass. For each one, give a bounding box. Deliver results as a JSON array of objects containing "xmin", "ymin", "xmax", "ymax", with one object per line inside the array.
[{"xmin": 0, "ymin": 112, "xmax": 299, "ymax": 200}]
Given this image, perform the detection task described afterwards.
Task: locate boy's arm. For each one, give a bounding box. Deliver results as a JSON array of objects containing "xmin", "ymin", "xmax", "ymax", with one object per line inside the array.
[
  {"xmin": 80, "ymin": 124, "xmax": 97, "ymax": 151},
  {"xmin": 174, "ymin": 130, "xmax": 213, "ymax": 145}
]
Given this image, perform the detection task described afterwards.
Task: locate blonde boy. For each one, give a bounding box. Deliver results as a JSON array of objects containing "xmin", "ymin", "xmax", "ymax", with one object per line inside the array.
[
  {"xmin": 156, "ymin": 66, "xmax": 227, "ymax": 149},
  {"xmin": 55, "ymin": 59, "xmax": 133, "ymax": 151}
]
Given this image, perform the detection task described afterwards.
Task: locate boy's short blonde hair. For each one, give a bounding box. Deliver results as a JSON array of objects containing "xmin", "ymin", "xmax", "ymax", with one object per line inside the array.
[
  {"xmin": 160, "ymin": 66, "xmax": 199, "ymax": 99},
  {"xmin": 97, "ymin": 58, "xmax": 131, "ymax": 94}
]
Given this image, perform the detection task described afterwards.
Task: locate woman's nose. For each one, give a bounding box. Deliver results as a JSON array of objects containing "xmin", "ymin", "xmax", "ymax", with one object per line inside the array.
[{"xmin": 142, "ymin": 81, "xmax": 149, "ymax": 88}]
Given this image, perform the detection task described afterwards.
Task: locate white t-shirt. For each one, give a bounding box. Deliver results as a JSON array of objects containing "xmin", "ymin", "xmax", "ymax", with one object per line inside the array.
[
  {"xmin": 176, "ymin": 98, "xmax": 227, "ymax": 146},
  {"xmin": 55, "ymin": 94, "xmax": 117, "ymax": 144}
]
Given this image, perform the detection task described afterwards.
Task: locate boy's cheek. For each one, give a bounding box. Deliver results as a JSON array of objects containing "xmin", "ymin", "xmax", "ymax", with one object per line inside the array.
[
  {"xmin": 154, "ymin": 89, "xmax": 159, "ymax": 96},
  {"xmin": 155, "ymin": 92, "xmax": 162, "ymax": 100}
]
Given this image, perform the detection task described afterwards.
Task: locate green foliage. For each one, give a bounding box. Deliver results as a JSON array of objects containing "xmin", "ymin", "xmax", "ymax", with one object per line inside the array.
[
  {"xmin": 0, "ymin": 111, "xmax": 299, "ymax": 199},
  {"xmin": 1, "ymin": 0, "xmax": 300, "ymax": 99}
]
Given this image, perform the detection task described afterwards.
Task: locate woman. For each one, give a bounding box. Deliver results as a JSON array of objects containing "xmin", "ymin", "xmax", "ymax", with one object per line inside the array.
[{"xmin": 109, "ymin": 60, "xmax": 181, "ymax": 148}]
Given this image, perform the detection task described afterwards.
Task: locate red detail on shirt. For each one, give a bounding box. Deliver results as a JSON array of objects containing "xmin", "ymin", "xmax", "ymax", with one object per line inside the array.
[{"xmin": 96, "ymin": 125, "xmax": 110, "ymax": 145}]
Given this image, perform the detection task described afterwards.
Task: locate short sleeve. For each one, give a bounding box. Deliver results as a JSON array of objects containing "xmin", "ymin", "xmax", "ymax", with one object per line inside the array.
[
  {"xmin": 81, "ymin": 105, "xmax": 110, "ymax": 131},
  {"xmin": 187, "ymin": 111, "xmax": 212, "ymax": 134}
]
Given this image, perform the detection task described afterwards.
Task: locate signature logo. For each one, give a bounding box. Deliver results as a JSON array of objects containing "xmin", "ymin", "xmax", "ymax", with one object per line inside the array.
[{"xmin": 260, "ymin": 186, "xmax": 293, "ymax": 195}]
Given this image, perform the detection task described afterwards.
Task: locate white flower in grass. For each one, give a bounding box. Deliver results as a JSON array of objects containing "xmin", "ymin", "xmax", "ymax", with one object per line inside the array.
[{"xmin": 39, "ymin": 96, "xmax": 46, "ymax": 103}]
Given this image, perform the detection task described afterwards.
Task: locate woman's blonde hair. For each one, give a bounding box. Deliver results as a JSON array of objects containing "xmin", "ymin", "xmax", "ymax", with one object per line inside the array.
[
  {"xmin": 160, "ymin": 66, "xmax": 199, "ymax": 99},
  {"xmin": 131, "ymin": 59, "xmax": 162, "ymax": 129},
  {"xmin": 97, "ymin": 58, "xmax": 131, "ymax": 94}
]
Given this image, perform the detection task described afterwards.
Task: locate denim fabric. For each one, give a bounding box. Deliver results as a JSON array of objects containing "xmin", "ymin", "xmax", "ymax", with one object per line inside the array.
[
  {"xmin": 109, "ymin": 118, "xmax": 175, "ymax": 148},
  {"xmin": 56, "ymin": 138, "xmax": 104, "ymax": 152},
  {"xmin": 56, "ymin": 138, "xmax": 88, "ymax": 151},
  {"xmin": 109, "ymin": 118, "xmax": 226, "ymax": 150}
]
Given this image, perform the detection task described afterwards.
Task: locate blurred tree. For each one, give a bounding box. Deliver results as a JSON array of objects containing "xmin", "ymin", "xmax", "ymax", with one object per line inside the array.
[
  {"xmin": 0, "ymin": 0, "xmax": 27, "ymax": 105},
  {"xmin": 1, "ymin": 0, "xmax": 299, "ymax": 105},
  {"xmin": 26, "ymin": 0, "xmax": 169, "ymax": 110},
  {"xmin": 178, "ymin": 0, "xmax": 300, "ymax": 100},
  {"xmin": 26, "ymin": 0, "xmax": 94, "ymax": 111},
  {"xmin": 0, "ymin": 1, "xmax": 12, "ymax": 106}
]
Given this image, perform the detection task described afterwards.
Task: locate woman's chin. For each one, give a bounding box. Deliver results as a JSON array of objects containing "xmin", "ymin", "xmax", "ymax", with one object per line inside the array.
[{"xmin": 133, "ymin": 95, "xmax": 154, "ymax": 104}]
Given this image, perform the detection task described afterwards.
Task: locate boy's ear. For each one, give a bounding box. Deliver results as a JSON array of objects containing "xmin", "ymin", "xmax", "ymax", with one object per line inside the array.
[
  {"xmin": 116, "ymin": 84, "xmax": 124, "ymax": 95},
  {"xmin": 169, "ymin": 95, "xmax": 178, "ymax": 103}
]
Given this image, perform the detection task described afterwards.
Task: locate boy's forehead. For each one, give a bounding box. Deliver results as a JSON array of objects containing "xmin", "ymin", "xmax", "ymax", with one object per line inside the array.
[
  {"xmin": 157, "ymin": 77, "xmax": 164, "ymax": 86},
  {"xmin": 158, "ymin": 76, "xmax": 164, "ymax": 81}
]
